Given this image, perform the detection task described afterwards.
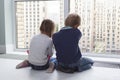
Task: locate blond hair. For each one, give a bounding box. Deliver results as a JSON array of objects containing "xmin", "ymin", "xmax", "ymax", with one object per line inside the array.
[{"xmin": 65, "ymin": 13, "xmax": 81, "ymax": 27}]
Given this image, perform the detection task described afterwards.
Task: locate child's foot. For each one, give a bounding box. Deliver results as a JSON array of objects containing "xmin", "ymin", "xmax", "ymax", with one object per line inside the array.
[
  {"xmin": 46, "ymin": 62, "xmax": 55, "ymax": 73},
  {"xmin": 16, "ymin": 60, "xmax": 29, "ymax": 69}
]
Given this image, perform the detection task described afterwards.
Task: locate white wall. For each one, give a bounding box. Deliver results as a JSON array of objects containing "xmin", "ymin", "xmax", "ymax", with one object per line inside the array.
[
  {"xmin": 0, "ymin": 0, "xmax": 14, "ymax": 53},
  {"xmin": 0, "ymin": 0, "xmax": 6, "ymax": 53}
]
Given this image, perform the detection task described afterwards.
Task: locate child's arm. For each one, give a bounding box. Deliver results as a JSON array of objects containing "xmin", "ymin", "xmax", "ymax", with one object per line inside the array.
[
  {"xmin": 47, "ymin": 55, "xmax": 51, "ymax": 60},
  {"xmin": 75, "ymin": 29, "xmax": 82, "ymax": 42},
  {"xmin": 26, "ymin": 50, "xmax": 29, "ymax": 54},
  {"xmin": 47, "ymin": 41, "xmax": 54, "ymax": 58}
]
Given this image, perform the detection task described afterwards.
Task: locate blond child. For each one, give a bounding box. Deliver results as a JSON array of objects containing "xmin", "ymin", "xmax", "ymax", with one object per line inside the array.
[{"xmin": 52, "ymin": 14, "xmax": 94, "ymax": 73}]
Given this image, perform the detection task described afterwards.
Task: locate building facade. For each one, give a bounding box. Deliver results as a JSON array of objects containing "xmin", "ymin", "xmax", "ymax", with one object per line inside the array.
[
  {"xmin": 16, "ymin": 1, "xmax": 47, "ymax": 49},
  {"xmin": 70, "ymin": 0, "xmax": 120, "ymax": 54},
  {"xmin": 70, "ymin": 0, "xmax": 95, "ymax": 53}
]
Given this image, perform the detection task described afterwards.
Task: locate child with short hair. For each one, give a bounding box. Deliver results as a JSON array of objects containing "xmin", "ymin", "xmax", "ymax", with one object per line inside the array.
[
  {"xmin": 16, "ymin": 19, "xmax": 55, "ymax": 73},
  {"xmin": 52, "ymin": 13, "xmax": 94, "ymax": 73}
]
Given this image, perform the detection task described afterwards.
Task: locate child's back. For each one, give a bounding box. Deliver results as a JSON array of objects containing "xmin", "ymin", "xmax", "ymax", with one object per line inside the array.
[
  {"xmin": 52, "ymin": 14, "xmax": 94, "ymax": 73},
  {"xmin": 28, "ymin": 33, "xmax": 53, "ymax": 66},
  {"xmin": 16, "ymin": 19, "xmax": 55, "ymax": 72},
  {"xmin": 53, "ymin": 27, "xmax": 82, "ymax": 64}
]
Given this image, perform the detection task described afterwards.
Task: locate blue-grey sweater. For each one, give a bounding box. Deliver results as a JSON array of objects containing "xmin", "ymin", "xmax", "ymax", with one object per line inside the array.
[{"xmin": 53, "ymin": 27, "xmax": 82, "ymax": 65}]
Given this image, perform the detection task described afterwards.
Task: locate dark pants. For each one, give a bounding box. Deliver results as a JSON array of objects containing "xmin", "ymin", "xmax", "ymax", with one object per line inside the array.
[{"xmin": 29, "ymin": 62, "xmax": 49, "ymax": 70}]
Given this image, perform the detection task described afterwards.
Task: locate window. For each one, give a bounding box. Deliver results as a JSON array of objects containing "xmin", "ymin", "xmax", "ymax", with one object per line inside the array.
[
  {"xmin": 107, "ymin": 45, "xmax": 110, "ymax": 48},
  {"xmin": 113, "ymin": 34, "xmax": 115, "ymax": 36},
  {"xmin": 70, "ymin": 0, "xmax": 120, "ymax": 55},
  {"xmin": 15, "ymin": 0, "xmax": 60, "ymax": 49},
  {"xmin": 113, "ymin": 42, "xmax": 115, "ymax": 45},
  {"xmin": 14, "ymin": 0, "xmax": 120, "ymax": 55}
]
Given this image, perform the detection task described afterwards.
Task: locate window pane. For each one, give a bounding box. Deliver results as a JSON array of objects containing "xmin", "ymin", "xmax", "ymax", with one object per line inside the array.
[
  {"xmin": 70, "ymin": 0, "xmax": 120, "ymax": 54},
  {"xmin": 15, "ymin": 1, "xmax": 60, "ymax": 49}
]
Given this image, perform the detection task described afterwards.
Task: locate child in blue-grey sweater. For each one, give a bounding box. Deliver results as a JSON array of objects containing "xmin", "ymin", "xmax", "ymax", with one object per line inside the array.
[{"xmin": 52, "ymin": 13, "xmax": 94, "ymax": 73}]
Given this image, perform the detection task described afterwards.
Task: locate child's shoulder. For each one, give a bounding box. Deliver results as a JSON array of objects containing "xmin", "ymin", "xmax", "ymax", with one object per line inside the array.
[
  {"xmin": 32, "ymin": 34, "xmax": 40, "ymax": 38},
  {"xmin": 64, "ymin": 28, "xmax": 81, "ymax": 34},
  {"xmin": 53, "ymin": 32, "xmax": 59, "ymax": 36}
]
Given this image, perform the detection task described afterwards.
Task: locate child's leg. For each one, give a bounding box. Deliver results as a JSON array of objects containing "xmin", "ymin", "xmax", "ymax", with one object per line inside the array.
[
  {"xmin": 16, "ymin": 60, "xmax": 30, "ymax": 69},
  {"xmin": 80, "ymin": 57, "xmax": 94, "ymax": 66},
  {"xmin": 79, "ymin": 63, "xmax": 92, "ymax": 72},
  {"xmin": 46, "ymin": 62, "xmax": 55, "ymax": 73},
  {"xmin": 49, "ymin": 58, "xmax": 57, "ymax": 63},
  {"xmin": 46, "ymin": 58, "xmax": 57, "ymax": 73},
  {"xmin": 78, "ymin": 57, "xmax": 94, "ymax": 72}
]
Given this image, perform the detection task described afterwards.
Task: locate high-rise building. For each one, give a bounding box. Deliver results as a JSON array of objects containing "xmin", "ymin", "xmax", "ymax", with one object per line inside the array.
[
  {"xmin": 16, "ymin": 2, "xmax": 25, "ymax": 49},
  {"xmin": 69, "ymin": 0, "xmax": 120, "ymax": 54},
  {"xmin": 94, "ymin": 0, "xmax": 120, "ymax": 53},
  {"xmin": 16, "ymin": 1, "xmax": 47, "ymax": 49},
  {"xmin": 70, "ymin": 0, "xmax": 95, "ymax": 53},
  {"xmin": 104, "ymin": 0, "xmax": 120, "ymax": 53},
  {"xmin": 94, "ymin": 0, "xmax": 106, "ymax": 53},
  {"xmin": 60, "ymin": 0, "xmax": 64, "ymax": 28}
]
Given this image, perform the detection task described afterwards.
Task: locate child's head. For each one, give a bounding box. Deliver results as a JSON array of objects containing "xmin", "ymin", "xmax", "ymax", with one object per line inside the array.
[
  {"xmin": 65, "ymin": 13, "xmax": 81, "ymax": 28},
  {"xmin": 40, "ymin": 19, "xmax": 55, "ymax": 37}
]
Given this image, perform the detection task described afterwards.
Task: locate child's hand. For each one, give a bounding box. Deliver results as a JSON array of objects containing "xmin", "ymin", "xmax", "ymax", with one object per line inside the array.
[
  {"xmin": 27, "ymin": 50, "xmax": 29, "ymax": 54},
  {"xmin": 48, "ymin": 55, "xmax": 51, "ymax": 60}
]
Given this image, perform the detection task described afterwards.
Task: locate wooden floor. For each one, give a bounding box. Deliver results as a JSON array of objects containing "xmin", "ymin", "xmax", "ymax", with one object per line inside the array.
[{"xmin": 0, "ymin": 58, "xmax": 120, "ymax": 80}]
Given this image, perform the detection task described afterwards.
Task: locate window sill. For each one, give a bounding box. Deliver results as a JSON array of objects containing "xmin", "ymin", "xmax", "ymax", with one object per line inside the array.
[
  {"xmin": 84, "ymin": 56, "xmax": 120, "ymax": 64},
  {"xmin": 7, "ymin": 51, "xmax": 27, "ymax": 55},
  {"xmin": 6, "ymin": 52, "xmax": 120, "ymax": 64}
]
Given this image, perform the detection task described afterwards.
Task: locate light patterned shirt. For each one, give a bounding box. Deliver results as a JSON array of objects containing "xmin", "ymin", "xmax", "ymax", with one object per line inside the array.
[{"xmin": 28, "ymin": 33, "xmax": 53, "ymax": 66}]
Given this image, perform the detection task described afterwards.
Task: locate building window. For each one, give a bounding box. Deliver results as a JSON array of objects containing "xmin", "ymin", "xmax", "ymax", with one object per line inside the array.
[
  {"xmin": 107, "ymin": 45, "xmax": 110, "ymax": 48},
  {"xmin": 113, "ymin": 42, "xmax": 115, "ymax": 45}
]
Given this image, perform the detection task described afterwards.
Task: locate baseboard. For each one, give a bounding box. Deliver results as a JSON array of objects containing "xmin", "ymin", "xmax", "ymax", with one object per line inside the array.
[{"xmin": 0, "ymin": 45, "xmax": 6, "ymax": 53}]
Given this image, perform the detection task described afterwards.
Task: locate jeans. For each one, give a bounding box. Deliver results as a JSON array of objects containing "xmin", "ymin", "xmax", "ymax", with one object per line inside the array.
[
  {"xmin": 77, "ymin": 57, "xmax": 94, "ymax": 72},
  {"xmin": 50, "ymin": 57, "xmax": 94, "ymax": 72}
]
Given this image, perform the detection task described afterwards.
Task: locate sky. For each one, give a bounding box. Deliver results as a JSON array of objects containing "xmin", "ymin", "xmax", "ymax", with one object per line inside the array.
[{"xmin": 46, "ymin": 1, "xmax": 60, "ymax": 13}]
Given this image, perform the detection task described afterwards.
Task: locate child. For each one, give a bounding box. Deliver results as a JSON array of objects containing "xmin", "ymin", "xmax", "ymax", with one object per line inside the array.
[
  {"xmin": 16, "ymin": 19, "xmax": 55, "ymax": 73},
  {"xmin": 52, "ymin": 14, "xmax": 94, "ymax": 73}
]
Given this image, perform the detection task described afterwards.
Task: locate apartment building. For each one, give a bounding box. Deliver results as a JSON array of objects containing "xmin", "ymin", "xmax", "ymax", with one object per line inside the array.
[
  {"xmin": 70, "ymin": 0, "xmax": 95, "ymax": 53},
  {"xmin": 69, "ymin": 0, "xmax": 120, "ymax": 54},
  {"xmin": 105, "ymin": 0, "xmax": 120, "ymax": 53},
  {"xmin": 60, "ymin": 0, "xmax": 64, "ymax": 27},
  {"xmin": 16, "ymin": 1, "xmax": 47, "ymax": 49}
]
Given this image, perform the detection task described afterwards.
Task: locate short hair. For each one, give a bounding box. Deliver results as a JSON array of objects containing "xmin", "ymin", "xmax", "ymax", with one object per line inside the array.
[
  {"xmin": 65, "ymin": 13, "xmax": 81, "ymax": 27},
  {"xmin": 40, "ymin": 19, "xmax": 55, "ymax": 37}
]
